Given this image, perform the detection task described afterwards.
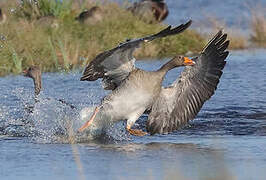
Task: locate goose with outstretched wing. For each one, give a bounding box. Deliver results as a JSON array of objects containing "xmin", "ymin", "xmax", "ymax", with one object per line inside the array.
[
  {"xmin": 147, "ymin": 30, "xmax": 229, "ymax": 134},
  {"xmin": 78, "ymin": 20, "xmax": 196, "ymax": 136}
]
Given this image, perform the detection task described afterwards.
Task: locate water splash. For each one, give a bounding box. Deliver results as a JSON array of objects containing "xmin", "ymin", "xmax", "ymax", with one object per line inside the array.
[{"xmin": 0, "ymin": 87, "xmax": 132, "ymax": 143}]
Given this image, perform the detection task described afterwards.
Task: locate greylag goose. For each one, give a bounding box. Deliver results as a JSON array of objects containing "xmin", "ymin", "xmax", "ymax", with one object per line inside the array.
[
  {"xmin": 23, "ymin": 66, "xmax": 76, "ymax": 109},
  {"xmin": 78, "ymin": 20, "xmax": 194, "ymax": 136},
  {"xmin": 78, "ymin": 21, "xmax": 229, "ymax": 136},
  {"xmin": 128, "ymin": 0, "xmax": 168, "ymax": 23}
]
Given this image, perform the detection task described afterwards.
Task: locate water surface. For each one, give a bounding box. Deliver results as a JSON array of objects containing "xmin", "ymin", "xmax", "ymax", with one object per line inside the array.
[{"xmin": 0, "ymin": 49, "xmax": 266, "ymax": 179}]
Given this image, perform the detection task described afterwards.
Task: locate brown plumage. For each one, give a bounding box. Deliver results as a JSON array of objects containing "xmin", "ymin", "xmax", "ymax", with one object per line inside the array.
[{"xmin": 23, "ymin": 66, "xmax": 42, "ymax": 97}]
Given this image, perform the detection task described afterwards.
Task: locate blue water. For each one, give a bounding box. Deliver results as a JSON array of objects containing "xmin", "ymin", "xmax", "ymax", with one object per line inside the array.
[
  {"xmin": 118, "ymin": 0, "xmax": 266, "ymax": 34},
  {"xmin": 0, "ymin": 49, "xmax": 266, "ymax": 179}
]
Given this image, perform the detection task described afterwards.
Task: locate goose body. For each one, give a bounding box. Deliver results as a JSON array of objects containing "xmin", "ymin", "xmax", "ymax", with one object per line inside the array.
[{"xmin": 101, "ymin": 69, "xmax": 163, "ymax": 123}]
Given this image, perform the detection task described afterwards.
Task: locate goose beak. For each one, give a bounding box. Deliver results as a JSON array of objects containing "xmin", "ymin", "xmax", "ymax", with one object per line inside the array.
[{"xmin": 184, "ymin": 57, "xmax": 195, "ymax": 66}]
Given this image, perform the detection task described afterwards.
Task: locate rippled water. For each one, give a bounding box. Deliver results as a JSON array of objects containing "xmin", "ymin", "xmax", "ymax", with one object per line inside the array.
[{"xmin": 0, "ymin": 49, "xmax": 266, "ymax": 179}]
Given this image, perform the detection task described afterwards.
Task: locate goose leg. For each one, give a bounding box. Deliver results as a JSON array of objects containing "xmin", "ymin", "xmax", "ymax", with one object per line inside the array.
[
  {"xmin": 78, "ymin": 106, "xmax": 100, "ymax": 132},
  {"xmin": 126, "ymin": 110, "xmax": 147, "ymax": 136}
]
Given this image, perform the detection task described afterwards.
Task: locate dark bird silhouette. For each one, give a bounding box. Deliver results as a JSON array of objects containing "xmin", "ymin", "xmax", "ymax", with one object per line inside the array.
[{"xmin": 128, "ymin": 0, "xmax": 168, "ymax": 23}]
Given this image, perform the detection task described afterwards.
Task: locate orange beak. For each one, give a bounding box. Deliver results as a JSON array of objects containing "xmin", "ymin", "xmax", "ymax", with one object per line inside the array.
[{"xmin": 184, "ymin": 57, "xmax": 195, "ymax": 66}]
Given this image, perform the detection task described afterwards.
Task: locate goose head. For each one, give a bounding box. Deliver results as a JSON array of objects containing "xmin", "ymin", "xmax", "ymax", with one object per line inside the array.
[
  {"xmin": 169, "ymin": 55, "xmax": 195, "ymax": 67},
  {"xmin": 23, "ymin": 66, "xmax": 42, "ymax": 96},
  {"xmin": 158, "ymin": 55, "xmax": 195, "ymax": 75},
  {"xmin": 23, "ymin": 66, "xmax": 41, "ymax": 80}
]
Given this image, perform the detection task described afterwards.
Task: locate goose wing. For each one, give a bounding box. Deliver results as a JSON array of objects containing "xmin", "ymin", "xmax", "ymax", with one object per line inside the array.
[
  {"xmin": 80, "ymin": 20, "xmax": 192, "ymax": 90},
  {"xmin": 147, "ymin": 30, "xmax": 229, "ymax": 135}
]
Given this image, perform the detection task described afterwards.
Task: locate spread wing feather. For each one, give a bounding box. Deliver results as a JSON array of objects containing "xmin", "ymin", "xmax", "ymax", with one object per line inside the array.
[
  {"xmin": 147, "ymin": 30, "xmax": 230, "ymax": 135},
  {"xmin": 80, "ymin": 20, "xmax": 192, "ymax": 90}
]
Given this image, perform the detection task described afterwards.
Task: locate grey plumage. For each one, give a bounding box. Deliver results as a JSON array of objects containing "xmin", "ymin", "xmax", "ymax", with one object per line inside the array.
[{"xmin": 147, "ymin": 30, "xmax": 229, "ymax": 135}]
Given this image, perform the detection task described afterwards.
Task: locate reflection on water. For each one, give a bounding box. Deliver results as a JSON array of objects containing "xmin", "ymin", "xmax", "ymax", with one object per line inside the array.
[{"xmin": 0, "ymin": 49, "xmax": 266, "ymax": 179}]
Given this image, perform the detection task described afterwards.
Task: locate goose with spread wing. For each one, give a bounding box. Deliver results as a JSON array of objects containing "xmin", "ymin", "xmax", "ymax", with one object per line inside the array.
[
  {"xmin": 78, "ymin": 21, "xmax": 229, "ymax": 136},
  {"xmin": 78, "ymin": 20, "xmax": 193, "ymax": 136}
]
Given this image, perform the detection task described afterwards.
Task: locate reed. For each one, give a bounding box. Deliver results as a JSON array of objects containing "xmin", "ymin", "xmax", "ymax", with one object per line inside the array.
[
  {"xmin": 48, "ymin": 37, "xmax": 59, "ymax": 70},
  {"xmin": 250, "ymin": 7, "xmax": 266, "ymax": 47},
  {"xmin": 10, "ymin": 47, "xmax": 22, "ymax": 74},
  {"xmin": 200, "ymin": 15, "xmax": 248, "ymax": 50}
]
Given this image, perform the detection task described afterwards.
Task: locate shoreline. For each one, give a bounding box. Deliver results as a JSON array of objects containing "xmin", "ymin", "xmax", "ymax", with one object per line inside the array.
[{"xmin": 0, "ymin": 0, "xmax": 265, "ymax": 77}]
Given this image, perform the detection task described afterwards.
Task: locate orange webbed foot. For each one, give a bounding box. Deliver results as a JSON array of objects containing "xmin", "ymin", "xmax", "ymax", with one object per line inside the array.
[{"xmin": 127, "ymin": 128, "xmax": 148, "ymax": 136}]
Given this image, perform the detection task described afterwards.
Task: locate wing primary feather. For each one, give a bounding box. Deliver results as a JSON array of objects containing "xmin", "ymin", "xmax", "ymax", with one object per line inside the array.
[
  {"xmin": 218, "ymin": 41, "xmax": 230, "ymax": 52},
  {"xmin": 145, "ymin": 20, "xmax": 192, "ymax": 42},
  {"xmin": 202, "ymin": 30, "xmax": 223, "ymax": 53},
  {"xmin": 215, "ymin": 34, "xmax": 227, "ymax": 46}
]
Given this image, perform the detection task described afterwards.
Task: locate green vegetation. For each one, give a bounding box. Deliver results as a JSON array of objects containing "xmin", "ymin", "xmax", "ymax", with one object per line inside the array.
[
  {"xmin": 0, "ymin": 0, "xmax": 204, "ymax": 76},
  {"xmin": 15, "ymin": 0, "xmax": 73, "ymax": 20}
]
